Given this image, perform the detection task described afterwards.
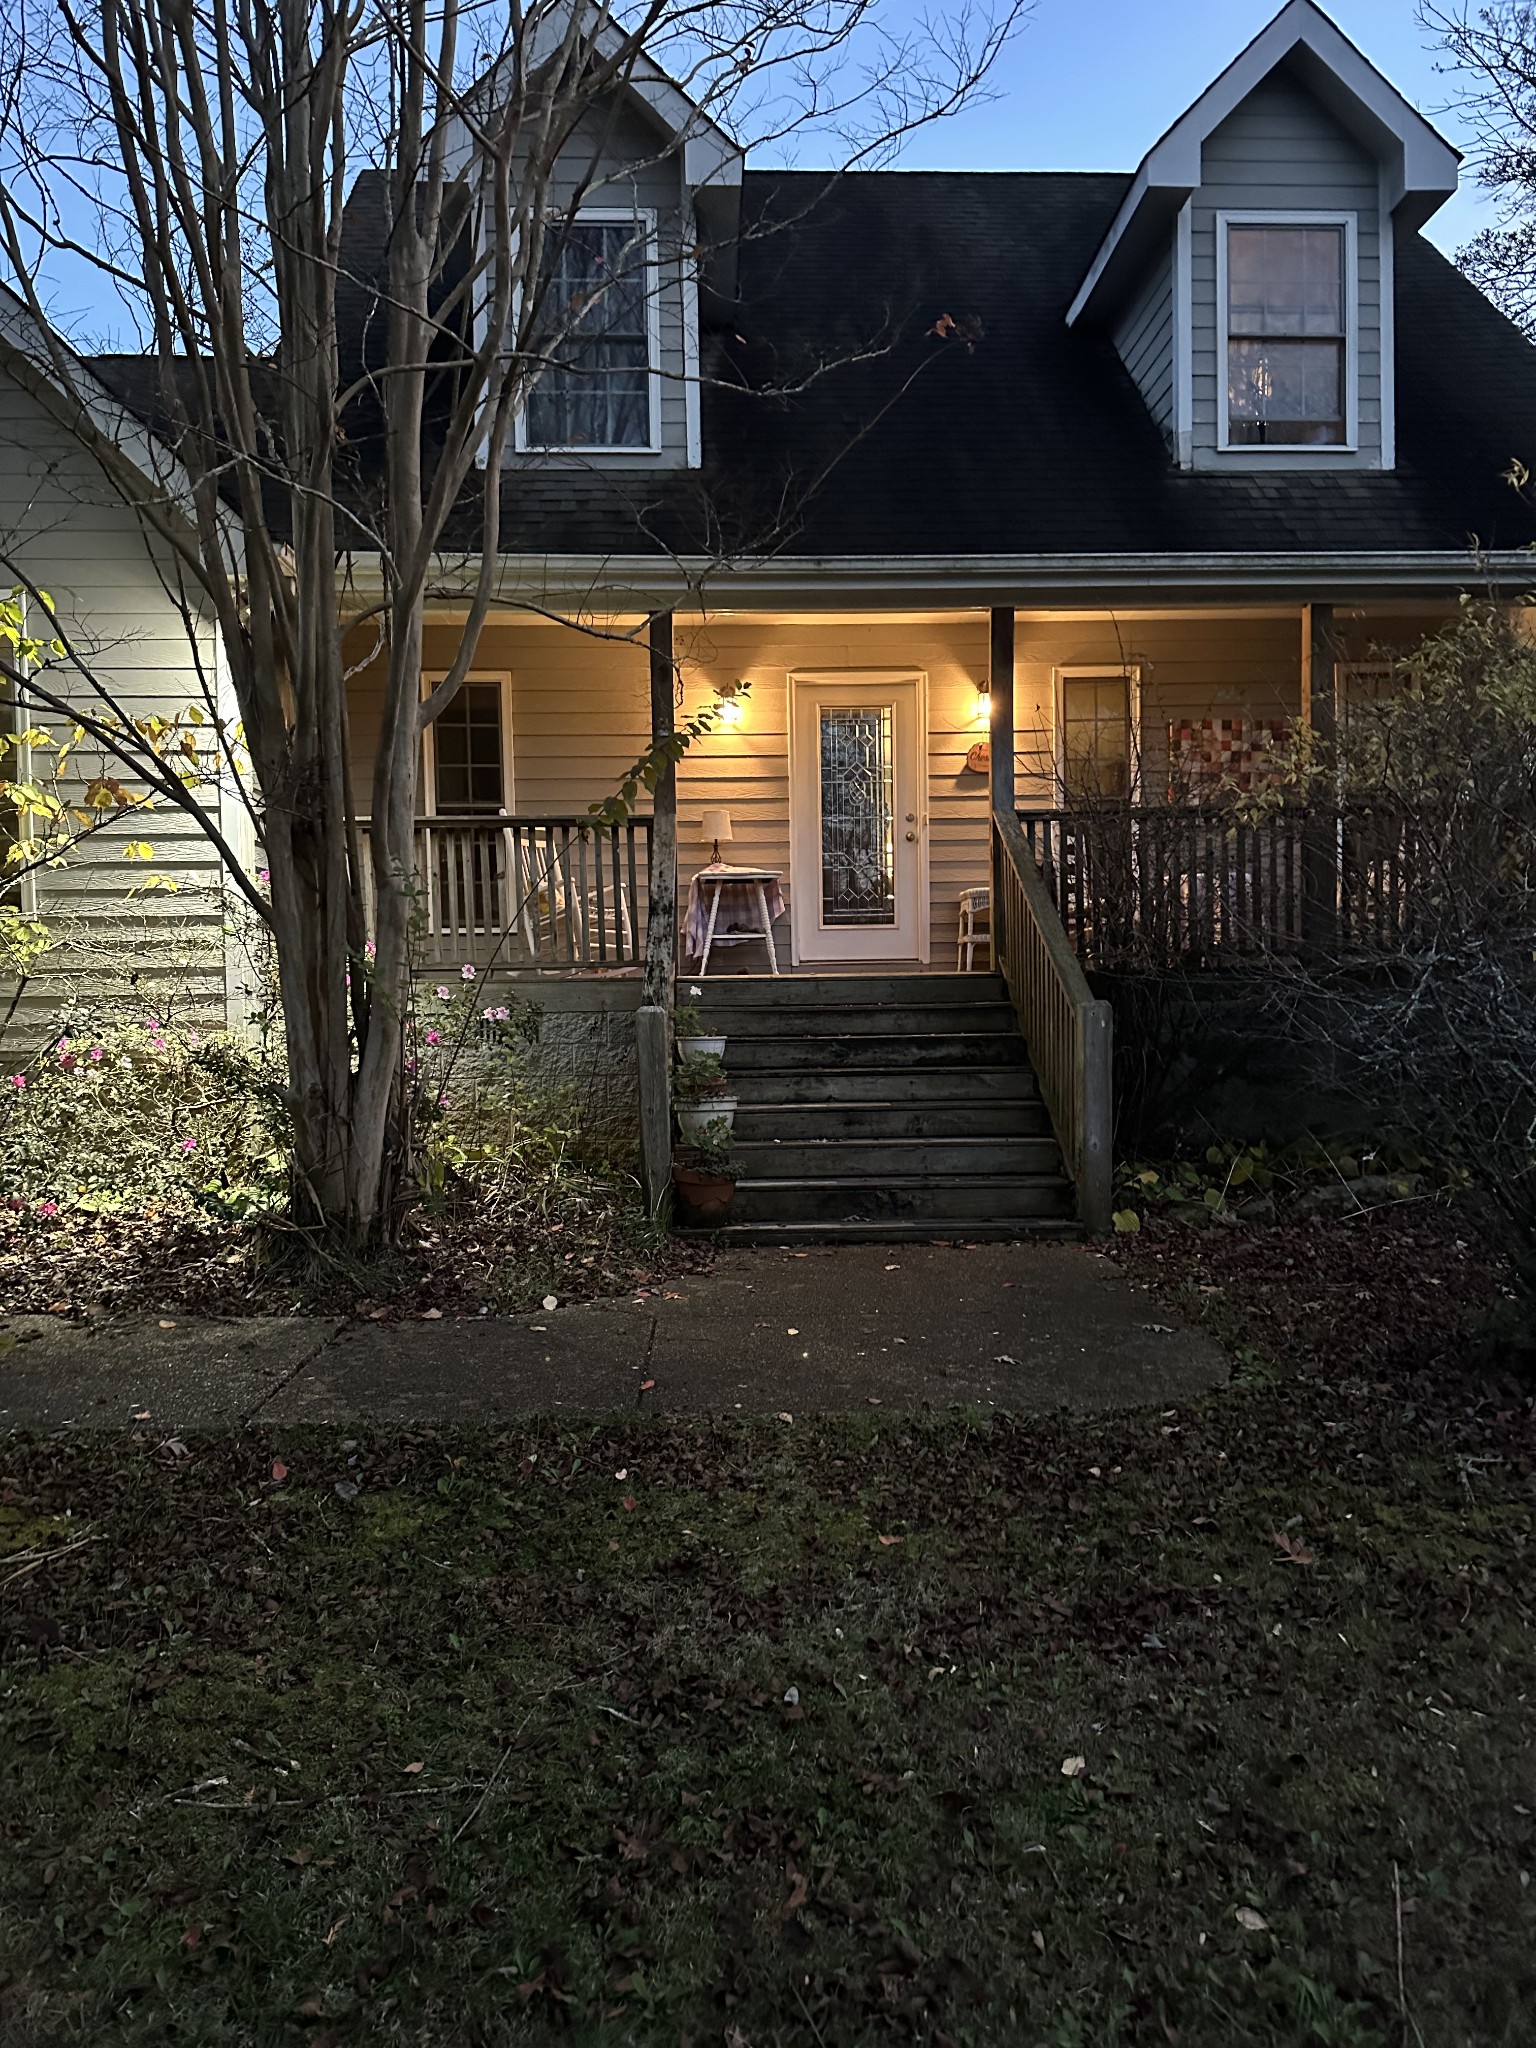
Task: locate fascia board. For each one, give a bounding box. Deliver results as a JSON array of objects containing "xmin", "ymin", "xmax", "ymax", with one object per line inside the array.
[{"xmin": 347, "ymin": 548, "xmax": 1536, "ymax": 612}]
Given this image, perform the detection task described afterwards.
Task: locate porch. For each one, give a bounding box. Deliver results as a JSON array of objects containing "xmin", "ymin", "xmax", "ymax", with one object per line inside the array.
[{"xmin": 344, "ymin": 595, "xmax": 1452, "ymax": 1234}]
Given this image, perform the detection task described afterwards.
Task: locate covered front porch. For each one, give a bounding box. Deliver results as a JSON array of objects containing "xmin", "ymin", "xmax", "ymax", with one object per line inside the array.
[{"xmin": 346, "ymin": 598, "xmax": 1451, "ymax": 982}]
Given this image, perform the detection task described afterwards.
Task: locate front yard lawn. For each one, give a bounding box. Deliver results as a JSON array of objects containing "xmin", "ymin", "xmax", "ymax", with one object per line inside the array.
[{"xmin": 1, "ymin": 1219, "xmax": 1532, "ymax": 2046}]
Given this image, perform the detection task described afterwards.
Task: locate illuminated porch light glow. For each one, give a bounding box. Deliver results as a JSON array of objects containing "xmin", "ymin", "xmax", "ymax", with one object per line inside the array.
[
  {"xmin": 714, "ymin": 678, "xmax": 747, "ymax": 727},
  {"xmin": 973, "ymin": 680, "xmax": 992, "ymax": 726}
]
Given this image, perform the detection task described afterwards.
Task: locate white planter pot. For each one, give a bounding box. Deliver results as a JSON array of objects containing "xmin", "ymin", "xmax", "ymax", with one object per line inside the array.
[
  {"xmin": 677, "ymin": 1097, "xmax": 737, "ymax": 1139},
  {"xmin": 678, "ymin": 1034, "xmax": 727, "ymax": 1059}
]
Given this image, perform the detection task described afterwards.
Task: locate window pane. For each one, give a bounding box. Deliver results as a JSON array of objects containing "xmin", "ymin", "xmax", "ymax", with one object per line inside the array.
[
  {"xmin": 434, "ymin": 683, "xmax": 505, "ymax": 813},
  {"xmin": 525, "ymin": 220, "xmax": 651, "ymax": 449},
  {"xmin": 1062, "ymin": 675, "xmax": 1131, "ymax": 801},
  {"xmin": 1228, "ymin": 225, "xmax": 1343, "ymax": 337},
  {"xmin": 1228, "ymin": 337, "xmax": 1345, "ymax": 444}
]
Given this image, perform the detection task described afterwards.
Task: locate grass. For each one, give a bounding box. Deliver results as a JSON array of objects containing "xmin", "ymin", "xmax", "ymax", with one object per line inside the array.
[{"xmin": 0, "ymin": 1234, "xmax": 1533, "ymax": 2045}]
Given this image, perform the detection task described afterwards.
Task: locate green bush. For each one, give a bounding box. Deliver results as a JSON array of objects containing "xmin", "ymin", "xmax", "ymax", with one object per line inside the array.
[{"xmin": 0, "ymin": 1014, "xmax": 288, "ymax": 1219}]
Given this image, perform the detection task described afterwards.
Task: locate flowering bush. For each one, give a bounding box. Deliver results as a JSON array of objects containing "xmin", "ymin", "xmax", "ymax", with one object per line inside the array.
[{"xmin": 0, "ymin": 1013, "xmax": 288, "ymax": 1218}]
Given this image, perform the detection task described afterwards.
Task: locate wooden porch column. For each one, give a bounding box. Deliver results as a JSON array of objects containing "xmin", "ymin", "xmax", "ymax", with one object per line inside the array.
[
  {"xmin": 1300, "ymin": 602, "xmax": 1339, "ymax": 949},
  {"xmin": 988, "ymin": 606, "xmax": 1015, "ymax": 965},
  {"xmin": 637, "ymin": 610, "xmax": 677, "ymax": 1217},
  {"xmin": 988, "ymin": 606, "xmax": 1016, "ymax": 823}
]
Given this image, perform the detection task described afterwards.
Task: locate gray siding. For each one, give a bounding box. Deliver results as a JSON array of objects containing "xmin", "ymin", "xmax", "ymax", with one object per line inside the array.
[
  {"xmin": 0, "ymin": 366, "xmax": 239, "ymax": 1022},
  {"xmin": 514, "ymin": 96, "xmax": 697, "ymax": 472},
  {"xmin": 1113, "ymin": 250, "xmax": 1175, "ymax": 449},
  {"xmin": 1189, "ymin": 69, "xmax": 1385, "ymax": 469}
]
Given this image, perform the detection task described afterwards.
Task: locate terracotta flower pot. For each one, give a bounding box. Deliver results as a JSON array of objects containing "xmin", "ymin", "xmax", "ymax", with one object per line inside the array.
[{"xmin": 672, "ymin": 1164, "xmax": 737, "ymax": 1225}]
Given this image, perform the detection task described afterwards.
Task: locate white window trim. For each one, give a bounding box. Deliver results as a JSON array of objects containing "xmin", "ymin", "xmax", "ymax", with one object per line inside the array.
[
  {"xmin": 1053, "ymin": 665, "xmax": 1144, "ymax": 803},
  {"xmin": 1215, "ymin": 210, "xmax": 1359, "ymax": 456},
  {"xmin": 421, "ymin": 671, "xmax": 516, "ymax": 817},
  {"xmin": 513, "ymin": 206, "xmax": 664, "ymax": 458}
]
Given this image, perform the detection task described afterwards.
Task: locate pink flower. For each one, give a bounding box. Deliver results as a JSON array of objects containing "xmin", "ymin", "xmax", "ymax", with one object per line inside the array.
[
  {"xmin": 179, "ymin": 1137, "xmax": 197, "ymax": 1153},
  {"xmin": 437, "ymin": 1093, "xmax": 449, "ymax": 1110},
  {"xmin": 58, "ymin": 1054, "xmax": 76, "ymax": 1073},
  {"xmin": 460, "ymin": 964, "xmax": 476, "ymax": 980},
  {"xmin": 8, "ymin": 1075, "xmax": 25, "ymax": 1090},
  {"xmin": 89, "ymin": 1046, "xmax": 104, "ymax": 1061},
  {"xmin": 425, "ymin": 1029, "xmax": 441, "ymax": 1046},
  {"xmin": 364, "ymin": 941, "xmax": 376, "ymax": 959},
  {"xmin": 257, "ymin": 867, "xmax": 270, "ymax": 884},
  {"xmin": 145, "ymin": 1017, "xmax": 160, "ymax": 1032},
  {"xmin": 36, "ymin": 1200, "xmax": 58, "ymax": 1218},
  {"xmin": 56, "ymin": 1037, "xmax": 69, "ymax": 1052},
  {"xmin": 495, "ymin": 1006, "xmax": 510, "ymax": 1021},
  {"xmin": 435, "ymin": 985, "xmax": 450, "ymax": 1000}
]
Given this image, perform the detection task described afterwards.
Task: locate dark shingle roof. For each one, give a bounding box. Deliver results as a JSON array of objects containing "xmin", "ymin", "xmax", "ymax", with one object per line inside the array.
[{"xmin": 89, "ymin": 167, "xmax": 1536, "ymax": 562}]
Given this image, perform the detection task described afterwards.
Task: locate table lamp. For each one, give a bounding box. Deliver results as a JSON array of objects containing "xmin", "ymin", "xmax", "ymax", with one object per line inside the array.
[{"xmin": 701, "ymin": 807, "xmax": 734, "ymax": 866}]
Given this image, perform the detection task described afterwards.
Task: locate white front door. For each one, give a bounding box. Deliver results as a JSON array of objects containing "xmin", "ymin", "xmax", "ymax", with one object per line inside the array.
[{"xmin": 789, "ymin": 672, "xmax": 928, "ymax": 965}]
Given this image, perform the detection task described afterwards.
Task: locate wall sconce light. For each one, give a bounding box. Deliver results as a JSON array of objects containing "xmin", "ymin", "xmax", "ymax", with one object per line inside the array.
[
  {"xmin": 973, "ymin": 679, "xmax": 992, "ymax": 727},
  {"xmin": 713, "ymin": 677, "xmax": 747, "ymax": 727}
]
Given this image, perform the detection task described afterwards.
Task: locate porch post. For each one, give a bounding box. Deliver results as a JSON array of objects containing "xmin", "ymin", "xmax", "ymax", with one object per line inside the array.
[
  {"xmin": 1300, "ymin": 603, "xmax": 1340, "ymax": 950},
  {"xmin": 637, "ymin": 610, "xmax": 677, "ymax": 1218},
  {"xmin": 988, "ymin": 605, "xmax": 1016, "ymax": 823},
  {"xmin": 988, "ymin": 606, "xmax": 1015, "ymax": 966}
]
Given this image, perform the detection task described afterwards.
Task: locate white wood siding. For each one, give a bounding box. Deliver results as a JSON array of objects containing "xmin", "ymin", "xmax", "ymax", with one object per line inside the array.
[
  {"xmin": 1189, "ymin": 71, "xmax": 1384, "ymax": 470},
  {"xmin": 0, "ymin": 366, "xmax": 236, "ymax": 1020},
  {"xmin": 1113, "ymin": 251, "xmax": 1176, "ymax": 449}
]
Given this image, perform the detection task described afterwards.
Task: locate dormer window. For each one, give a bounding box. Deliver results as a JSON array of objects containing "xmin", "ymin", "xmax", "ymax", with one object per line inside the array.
[
  {"xmin": 521, "ymin": 213, "xmax": 658, "ymax": 452},
  {"xmin": 1221, "ymin": 215, "xmax": 1354, "ymax": 449}
]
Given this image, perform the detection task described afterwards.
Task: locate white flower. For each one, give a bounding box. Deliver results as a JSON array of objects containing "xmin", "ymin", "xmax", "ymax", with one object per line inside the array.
[
  {"xmin": 435, "ymin": 984, "xmax": 450, "ymax": 1000},
  {"xmin": 460, "ymin": 964, "xmax": 476, "ymax": 980}
]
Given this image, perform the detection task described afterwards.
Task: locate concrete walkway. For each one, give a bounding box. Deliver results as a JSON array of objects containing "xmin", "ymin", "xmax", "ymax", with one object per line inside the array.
[{"xmin": 0, "ymin": 1243, "xmax": 1226, "ymax": 1431}]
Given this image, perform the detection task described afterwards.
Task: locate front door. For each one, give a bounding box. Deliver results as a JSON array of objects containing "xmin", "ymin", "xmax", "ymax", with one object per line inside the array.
[{"xmin": 789, "ymin": 673, "xmax": 927, "ymax": 964}]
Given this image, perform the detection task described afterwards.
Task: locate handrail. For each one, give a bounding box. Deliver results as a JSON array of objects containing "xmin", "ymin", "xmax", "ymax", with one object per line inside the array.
[
  {"xmin": 992, "ymin": 811, "xmax": 1113, "ymax": 1235},
  {"xmin": 356, "ymin": 812, "xmax": 651, "ymax": 972}
]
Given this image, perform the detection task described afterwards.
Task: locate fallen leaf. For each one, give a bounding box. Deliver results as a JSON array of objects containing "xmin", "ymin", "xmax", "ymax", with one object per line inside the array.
[
  {"xmin": 421, "ymin": 1308, "xmax": 443, "ymax": 1320},
  {"xmin": 180, "ymin": 1925, "xmax": 202, "ymax": 1947},
  {"xmin": 402, "ymin": 1761, "xmax": 425, "ymax": 1775},
  {"xmin": 639, "ymin": 1379, "xmax": 656, "ymax": 1392},
  {"xmin": 776, "ymin": 1412, "xmax": 794, "ymax": 1424},
  {"xmin": 877, "ymin": 1535, "xmax": 902, "ymax": 1547},
  {"xmin": 622, "ymin": 1497, "xmax": 636, "ymax": 1512},
  {"xmin": 1060, "ymin": 1755, "xmax": 1087, "ymax": 1778},
  {"xmin": 334, "ymin": 1480, "xmax": 359, "ymax": 1501},
  {"xmin": 541, "ymin": 1295, "xmax": 558, "ymax": 1311},
  {"xmin": 158, "ymin": 1318, "xmax": 177, "ymax": 1329},
  {"xmin": 270, "ymin": 1459, "xmax": 288, "ymax": 1484},
  {"xmin": 1235, "ymin": 1907, "xmax": 1269, "ymax": 1933},
  {"xmin": 783, "ymin": 1685, "xmax": 800, "ymax": 1706}
]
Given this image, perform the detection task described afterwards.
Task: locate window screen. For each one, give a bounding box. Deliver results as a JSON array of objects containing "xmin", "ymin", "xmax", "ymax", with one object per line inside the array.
[
  {"xmin": 432, "ymin": 682, "xmax": 506, "ymax": 814},
  {"xmin": 1227, "ymin": 224, "xmax": 1346, "ymax": 447},
  {"xmin": 525, "ymin": 220, "xmax": 651, "ymax": 449}
]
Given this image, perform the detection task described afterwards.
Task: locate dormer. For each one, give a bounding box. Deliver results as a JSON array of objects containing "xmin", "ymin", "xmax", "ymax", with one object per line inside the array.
[
  {"xmin": 1067, "ymin": 0, "xmax": 1460, "ymax": 472},
  {"xmin": 444, "ymin": 14, "xmax": 743, "ymax": 472}
]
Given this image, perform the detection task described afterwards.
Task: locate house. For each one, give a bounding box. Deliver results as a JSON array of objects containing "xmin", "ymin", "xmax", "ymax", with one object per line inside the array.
[{"xmin": 8, "ymin": 0, "xmax": 1536, "ymax": 1238}]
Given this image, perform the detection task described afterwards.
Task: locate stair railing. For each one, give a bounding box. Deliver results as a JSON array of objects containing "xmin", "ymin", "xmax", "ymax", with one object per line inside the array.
[{"xmin": 992, "ymin": 811, "xmax": 1113, "ymax": 1234}]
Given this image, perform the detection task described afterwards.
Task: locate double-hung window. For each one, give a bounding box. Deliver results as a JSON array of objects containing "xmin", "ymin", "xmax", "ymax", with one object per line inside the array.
[
  {"xmin": 1224, "ymin": 218, "xmax": 1352, "ymax": 449},
  {"xmin": 523, "ymin": 214, "xmax": 655, "ymax": 451}
]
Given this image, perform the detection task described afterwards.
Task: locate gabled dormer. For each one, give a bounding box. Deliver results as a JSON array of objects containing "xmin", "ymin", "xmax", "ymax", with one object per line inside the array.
[
  {"xmin": 444, "ymin": 13, "xmax": 743, "ymax": 472},
  {"xmin": 1068, "ymin": 0, "xmax": 1460, "ymax": 471}
]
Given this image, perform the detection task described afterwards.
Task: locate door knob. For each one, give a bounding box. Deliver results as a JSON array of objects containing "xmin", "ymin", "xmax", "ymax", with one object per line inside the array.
[
  {"xmin": 905, "ymin": 811, "xmax": 916, "ymax": 822},
  {"xmin": 904, "ymin": 829, "xmax": 916, "ymax": 841}
]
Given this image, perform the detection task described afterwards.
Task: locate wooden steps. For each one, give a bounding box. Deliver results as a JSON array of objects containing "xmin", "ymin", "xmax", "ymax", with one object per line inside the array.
[{"xmin": 690, "ymin": 972, "xmax": 1079, "ymax": 1243}]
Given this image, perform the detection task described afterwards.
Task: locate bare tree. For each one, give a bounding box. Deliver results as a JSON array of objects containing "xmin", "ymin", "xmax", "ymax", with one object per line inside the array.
[
  {"xmin": 0, "ymin": 0, "xmax": 1022, "ymax": 1244},
  {"xmin": 1426, "ymin": 1, "xmax": 1536, "ymax": 333}
]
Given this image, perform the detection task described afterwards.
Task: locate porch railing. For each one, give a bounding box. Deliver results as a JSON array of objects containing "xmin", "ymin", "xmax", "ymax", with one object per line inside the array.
[
  {"xmin": 1019, "ymin": 803, "xmax": 1419, "ymax": 970},
  {"xmin": 358, "ymin": 814, "xmax": 652, "ymax": 971},
  {"xmin": 992, "ymin": 812, "xmax": 1113, "ymax": 1235}
]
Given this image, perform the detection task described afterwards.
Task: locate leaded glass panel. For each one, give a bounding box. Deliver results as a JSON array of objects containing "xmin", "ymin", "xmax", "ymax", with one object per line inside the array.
[{"xmin": 819, "ymin": 706, "xmax": 896, "ymax": 926}]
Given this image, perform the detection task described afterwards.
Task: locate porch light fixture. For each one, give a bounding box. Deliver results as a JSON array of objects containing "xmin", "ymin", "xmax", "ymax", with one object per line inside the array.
[
  {"xmin": 713, "ymin": 678, "xmax": 747, "ymax": 727},
  {"xmin": 973, "ymin": 679, "xmax": 992, "ymax": 726},
  {"xmin": 701, "ymin": 808, "xmax": 734, "ymax": 865}
]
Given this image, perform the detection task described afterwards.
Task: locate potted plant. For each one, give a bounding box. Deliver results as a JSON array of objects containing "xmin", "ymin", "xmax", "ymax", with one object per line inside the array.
[
  {"xmin": 672, "ymin": 1126, "xmax": 738, "ymax": 1224},
  {"xmin": 673, "ymin": 1047, "xmax": 737, "ymax": 1137},
  {"xmin": 675, "ymin": 989, "xmax": 725, "ymax": 1061}
]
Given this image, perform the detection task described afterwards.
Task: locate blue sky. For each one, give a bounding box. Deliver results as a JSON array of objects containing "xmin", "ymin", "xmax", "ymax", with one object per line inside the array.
[{"xmin": 861, "ymin": 0, "xmax": 1493, "ymax": 257}]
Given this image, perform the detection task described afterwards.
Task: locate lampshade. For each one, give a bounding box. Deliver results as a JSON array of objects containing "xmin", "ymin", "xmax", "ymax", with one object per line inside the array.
[{"xmin": 701, "ymin": 807, "xmax": 734, "ymax": 847}]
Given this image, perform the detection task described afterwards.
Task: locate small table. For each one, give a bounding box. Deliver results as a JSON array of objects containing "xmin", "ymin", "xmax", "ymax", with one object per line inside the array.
[{"xmin": 686, "ymin": 864, "xmax": 784, "ymax": 976}]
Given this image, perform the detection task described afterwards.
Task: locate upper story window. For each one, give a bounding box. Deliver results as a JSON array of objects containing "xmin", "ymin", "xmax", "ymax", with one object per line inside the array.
[
  {"xmin": 521, "ymin": 214, "xmax": 656, "ymax": 452},
  {"xmin": 1223, "ymin": 217, "xmax": 1353, "ymax": 450}
]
